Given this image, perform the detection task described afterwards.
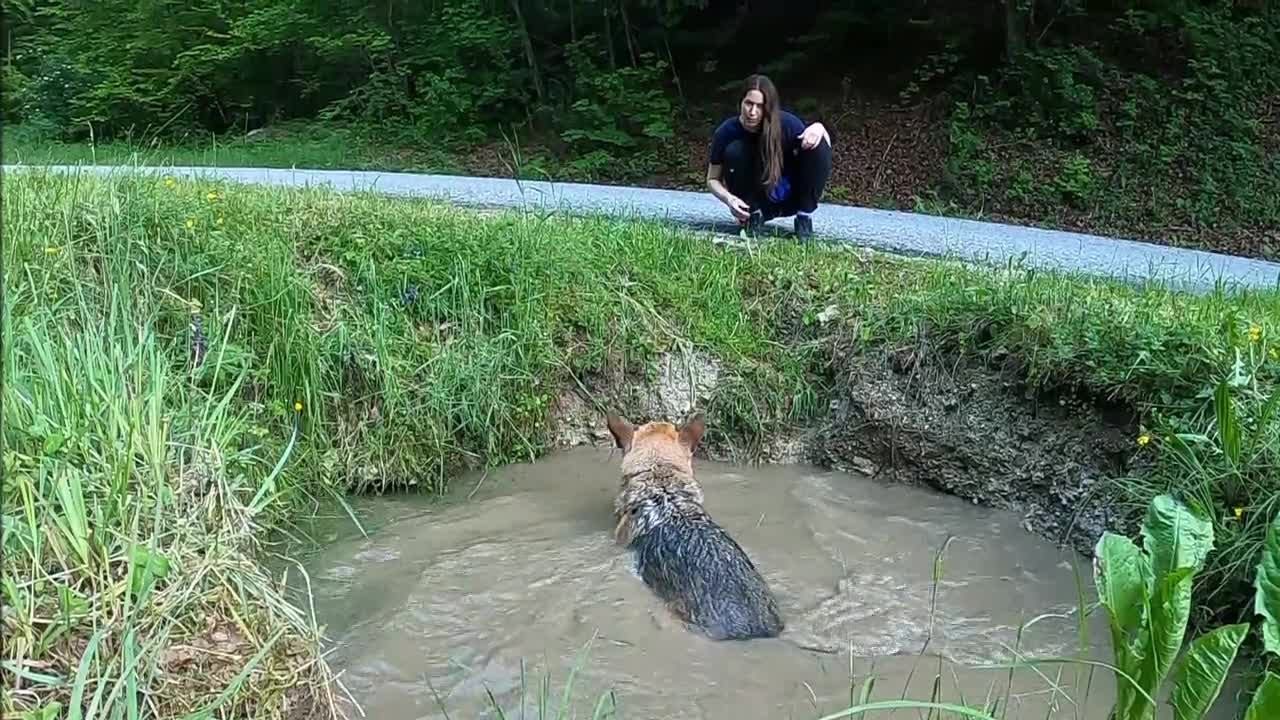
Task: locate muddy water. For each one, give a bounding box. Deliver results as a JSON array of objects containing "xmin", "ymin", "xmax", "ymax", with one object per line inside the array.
[{"xmin": 298, "ymin": 447, "xmax": 1175, "ymax": 719}]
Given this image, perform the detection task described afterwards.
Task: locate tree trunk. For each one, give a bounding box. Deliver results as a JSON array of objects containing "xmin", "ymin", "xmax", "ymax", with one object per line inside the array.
[
  {"xmin": 619, "ymin": 0, "xmax": 638, "ymax": 66},
  {"xmin": 664, "ymin": 31, "xmax": 688, "ymax": 118},
  {"xmin": 604, "ymin": 3, "xmax": 616, "ymax": 70},
  {"xmin": 1004, "ymin": 0, "xmax": 1027, "ymax": 61},
  {"xmin": 510, "ymin": 0, "xmax": 543, "ymax": 99}
]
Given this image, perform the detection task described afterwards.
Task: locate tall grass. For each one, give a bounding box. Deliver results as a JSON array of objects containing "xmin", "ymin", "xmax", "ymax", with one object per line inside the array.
[
  {"xmin": 3, "ymin": 167, "xmax": 1277, "ymax": 716},
  {"xmin": 1, "ymin": 242, "xmax": 336, "ymax": 715}
]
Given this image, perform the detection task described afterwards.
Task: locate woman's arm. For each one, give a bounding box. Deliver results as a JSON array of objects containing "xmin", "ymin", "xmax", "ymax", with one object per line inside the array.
[
  {"xmin": 706, "ymin": 164, "xmax": 733, "ymax": 204},
  {"xmin": 707, "ymin": 164, "xmax": 751, "ymax": 221}
]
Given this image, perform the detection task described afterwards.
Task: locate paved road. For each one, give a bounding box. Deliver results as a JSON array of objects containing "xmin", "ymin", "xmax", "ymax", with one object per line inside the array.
[{"xmin": 10, "ymin": 163, "xmax": 1280, "ymax": 294}]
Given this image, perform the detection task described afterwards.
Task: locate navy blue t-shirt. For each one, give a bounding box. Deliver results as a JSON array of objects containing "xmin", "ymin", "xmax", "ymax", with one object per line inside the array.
[{"xmin": 708, "ymin": 110, "xmax": 807, "ymax": 175}]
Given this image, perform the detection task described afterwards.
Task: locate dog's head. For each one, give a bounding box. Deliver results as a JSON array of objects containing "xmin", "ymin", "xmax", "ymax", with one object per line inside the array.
[{"xmin": 605, "ymin": 412, "xmax": 705, "ymax": 472}]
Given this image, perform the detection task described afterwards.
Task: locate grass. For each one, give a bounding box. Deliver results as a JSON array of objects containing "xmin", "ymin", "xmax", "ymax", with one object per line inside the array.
[
  {"xmin": 1, "ymin": 245, "xmax": 337, "ymax": 715},
  {"xmin": 0, "ymin": 120, "xmax": 681, "ymax": 189},
  {"xmin": 2, "ymin": 166, "xmax": 1277, "ymax": 717},
  {"xmin": 1, "ymin": 122, "xmax": 469, "ymax": 174}
]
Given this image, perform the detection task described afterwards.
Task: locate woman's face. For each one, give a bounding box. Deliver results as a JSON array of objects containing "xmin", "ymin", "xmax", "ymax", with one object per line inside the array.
[{"xmin": 739, "ymin": 89, "xmax": 765, "ymax": 131}]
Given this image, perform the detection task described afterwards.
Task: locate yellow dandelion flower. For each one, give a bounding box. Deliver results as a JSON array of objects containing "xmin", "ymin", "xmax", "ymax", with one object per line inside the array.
[
  {"xmin": 44, "ymin": 246, "xmax": 61, "ymax": 255},
  {"xmin": 163, "ymin": 176, "xmax": 175, "ymax": 188},
  {"xmin": 206, "ymin": 191, "xmax": 218, "ymax": 202},
  {"xmin": 1233, "ymin": 506, "xmax": 1244, "ymax": 520},
  {"xmin": 1137, "ymin": 433, "xmax": 1151, "ymax": 447},
  {"xmin": 1248, "ymin": 324, "xmax": 1262, "ymax": 343},
  {"xmin": 185, "ymin": 218, "xmax": 195, "ymax": 229},
  {"xmin": 294, "ymin": 401, "xmax": 304, "ymax": 413}
]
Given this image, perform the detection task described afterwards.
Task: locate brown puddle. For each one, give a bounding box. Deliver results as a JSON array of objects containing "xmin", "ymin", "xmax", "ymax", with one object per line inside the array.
[{"xmin": 296, "ymin": 447, "xmax": 1244, "ymax": 719}]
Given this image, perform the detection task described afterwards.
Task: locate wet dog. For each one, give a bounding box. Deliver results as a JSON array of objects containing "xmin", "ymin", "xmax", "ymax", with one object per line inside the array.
[{"xmin": 605, "ymin": 412, "xmax": 784, "ymax": 641}]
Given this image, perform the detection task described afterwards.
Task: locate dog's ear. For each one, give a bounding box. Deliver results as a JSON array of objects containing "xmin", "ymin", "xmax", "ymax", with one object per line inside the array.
[
  {"xmin": 678, "ymin": 412, "xmax": 705, "ymax": 452},
  {"xmin": 606, "ymin": 413, "xmax": 635, "ymax": 453}
]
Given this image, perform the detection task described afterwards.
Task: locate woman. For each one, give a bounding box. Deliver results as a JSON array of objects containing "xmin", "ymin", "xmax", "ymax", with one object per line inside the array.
[{"xmin": 706, "ymin": 74, "xmax": 832, "ymax": 239}]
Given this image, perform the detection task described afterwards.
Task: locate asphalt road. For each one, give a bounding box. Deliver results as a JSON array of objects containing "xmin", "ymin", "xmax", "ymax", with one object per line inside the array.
[{"xmin": 10, "ymin": 163, "xmax": 1279, "ymax": 294}]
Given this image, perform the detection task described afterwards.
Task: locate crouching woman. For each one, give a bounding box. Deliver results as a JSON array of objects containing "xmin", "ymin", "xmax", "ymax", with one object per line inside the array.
[{"xmin": 705, "ymin": 74, "xmax": 833, "ymax": 238}]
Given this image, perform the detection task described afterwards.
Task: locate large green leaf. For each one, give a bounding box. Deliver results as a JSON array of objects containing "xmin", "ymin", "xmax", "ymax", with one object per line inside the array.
[
  {"xmin": 1256, "ymin": 511, "xmax": 1280, "ymax": 657},
  {"xmin": 1108, "ymin": 495, "xmax": 1214, "ymax": 720},
  {"xmin": 1094, "ymin": 532, "xmax": 1150, "ymax": 646},
  {"xmin": 1095, "ymin": 531, "xmax": 1154, "ymax": 718},
  {"xmin": 1169, "ymin": 623, "xmax": 1248, "ymax": 720},
  {"xmin": 1244, "ymin": 673, "xmax": 1280, "ymax": 720},
  {"xmin": 1119, "ymin": 567, "xmax": 1196, "ymax": 720},
  {"xmin": 1141, "ymin": 494, "xmax": 1215, "ymax": 582}
]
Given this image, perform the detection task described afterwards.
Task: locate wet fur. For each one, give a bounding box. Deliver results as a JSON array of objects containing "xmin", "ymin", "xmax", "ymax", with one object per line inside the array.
[{"xmin": 606, "ymin": 412, "xmax": 784, "ymax": 641}]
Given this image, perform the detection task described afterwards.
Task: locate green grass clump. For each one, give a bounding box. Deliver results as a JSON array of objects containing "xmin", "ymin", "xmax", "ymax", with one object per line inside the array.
[
  {"xmin": 4, "ymin": 169, "xmax": 813, "ymax": 494},
  {"xmin": 1, "ymin": 255, "xmax": 337, "ymax": 715},
  {"xmin": 2, "ymin": 166, "xmax": 1277, "ymax": 716},
  {"xmin": 1, "ymin": 122, "xmax": 467, "ymax": 174}
]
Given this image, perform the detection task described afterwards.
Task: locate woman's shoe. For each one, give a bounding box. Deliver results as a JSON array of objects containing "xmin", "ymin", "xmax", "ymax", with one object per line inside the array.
[{"xmin": 794, "ymin": 213, "xmax": 813, "ymax": 239}]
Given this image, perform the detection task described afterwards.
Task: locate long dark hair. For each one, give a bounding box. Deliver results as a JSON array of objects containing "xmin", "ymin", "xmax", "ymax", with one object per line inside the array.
[{"xmin": 744, "ymin": 74, "xmax": 783, "ymax": 189}]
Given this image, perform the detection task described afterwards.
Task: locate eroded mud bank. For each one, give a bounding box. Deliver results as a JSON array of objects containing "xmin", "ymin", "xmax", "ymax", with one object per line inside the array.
[{"xmin": 548, "ymin": 346, "xmax": 1139, "ymax": 557}]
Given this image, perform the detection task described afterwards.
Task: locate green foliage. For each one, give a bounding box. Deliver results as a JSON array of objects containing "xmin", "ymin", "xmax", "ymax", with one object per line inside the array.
[
  {"xmin": 316, "ymin": 0, "xmax": 521, "ymax": 132},
  {"xmin": 1244, "ymin": 512, "xmax": 1280, "ymax": 718},
  {"xmin": 0, "ymin": 256, "xmax": 334, "ymax": 716},
  {"xmin": 0, "ymin": 0, "xmax": 683, "ymax": 143},
  {"xmin": 1, "ymin": 62, "xmax": 30, "ymax": 121},
  {"xmin": 997, "ymin": 46, "xmax": 1106, "ymax": 142},
  {"xmin": 1247, "ymin": 674, "xmax": 1280, "ymax": 720},
  {"xmin": 1096, "ymin": 496, "xmax": 1221, "ymax": 720},
  {"xmin": 1258, "ymin": 512, "xmax": 1280, "ymax": 656},
  {"xmin": 945, "ymin": 3, "xmax": 1280, "ymax": 246},
  {"xmin": 1093, "ymin": 495, "xmax": 1263, "ymax": 720},
  {"xmin": 3, "ymin": 171, "xmax": 811, "ymax": 496},
  {"xmin": 557, "ymin": 38, "xmax": 673, "ymax": 150},
  {"xmin": 1129, "ymin": 354, "xmax": 1280, "ymax": 630},
  {"xmin": 1052, "ymin": 152, "xmax": 1096, "ymax": 208}
]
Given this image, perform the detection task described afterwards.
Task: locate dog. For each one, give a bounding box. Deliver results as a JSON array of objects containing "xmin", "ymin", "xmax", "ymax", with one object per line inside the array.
[{"xmin": 605, "ymin": 411, "xmax": 784, "ymax": 641}]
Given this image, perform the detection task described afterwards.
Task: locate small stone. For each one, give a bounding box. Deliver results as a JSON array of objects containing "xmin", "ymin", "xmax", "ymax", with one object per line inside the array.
[{"xmin": 848, "ymin": 456, "xmax": 877, "ymax": 476}]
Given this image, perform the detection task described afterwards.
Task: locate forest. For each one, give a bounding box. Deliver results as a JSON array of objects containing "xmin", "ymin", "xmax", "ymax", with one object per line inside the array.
[{"xmin": 3, "ymin": 0, "xmax": 1278, "ymax": 258}]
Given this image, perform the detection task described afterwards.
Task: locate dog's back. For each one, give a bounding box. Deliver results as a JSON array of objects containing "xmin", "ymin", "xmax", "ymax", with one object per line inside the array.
[
  {"xmin": 606, "ymin": 413, "xmax": 784, "ymax": 641},
  {"xmin": 630, "ymin": 501, "xmax": 784, "ymax": 640}
]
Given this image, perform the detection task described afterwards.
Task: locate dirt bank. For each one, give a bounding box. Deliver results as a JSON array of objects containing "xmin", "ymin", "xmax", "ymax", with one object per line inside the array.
[{"xmin": 548, "ymin": 344, "xmax": 1141, "ymax": 558}]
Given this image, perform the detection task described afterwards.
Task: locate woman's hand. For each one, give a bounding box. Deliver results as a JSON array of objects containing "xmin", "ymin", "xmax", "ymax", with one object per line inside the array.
[
  {"xmin": 726, "ymin": 195, "xmax": 751, "ymax": 223},
  {"xmin": 798, "ymin": 122, "xmax": 830, "ymax": 150}
]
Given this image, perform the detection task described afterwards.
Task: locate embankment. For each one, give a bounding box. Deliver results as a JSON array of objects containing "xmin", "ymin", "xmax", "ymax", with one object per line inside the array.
[{"xmin": 3, "ymin": 167, "xmax": 1276, "ymax": 718}]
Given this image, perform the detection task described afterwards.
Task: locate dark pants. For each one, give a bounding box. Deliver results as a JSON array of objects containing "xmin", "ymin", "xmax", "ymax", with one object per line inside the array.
[{"xmin": 721, "ymin": 136, "xmax": 832, "ymax": 220}]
